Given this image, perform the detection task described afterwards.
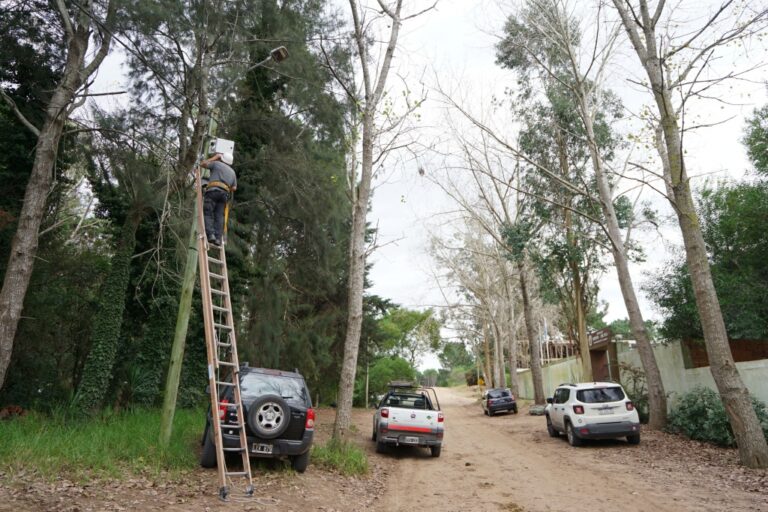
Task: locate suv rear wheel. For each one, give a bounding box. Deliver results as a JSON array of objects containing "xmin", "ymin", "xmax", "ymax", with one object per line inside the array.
[
  {"xmin": 627, "ymin": 433, "xmax": 641, "ymax": 445},
  {"xmin": 291, "ymin": 451, "xmax": 310, "ymax": 472},
  {"xmin": 200, "ymin": 424, "xmax": 217, "ymax": 468},
  {"xmin": 566, "ymin": 421, "xmax": 583, "ymax": 447}
]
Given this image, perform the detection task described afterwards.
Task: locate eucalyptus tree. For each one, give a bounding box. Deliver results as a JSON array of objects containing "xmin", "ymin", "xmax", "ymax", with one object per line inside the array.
[
  {"xmin": 611, "ymin": 0, "xmax": 768, "ymax": 467},
  {"xmin": 0, "ymin": 0, "xmax": 117, "ymax": 390},
  {"xmin": 495, "ymin": 0, "xmax": 668, "ymax": 428}
]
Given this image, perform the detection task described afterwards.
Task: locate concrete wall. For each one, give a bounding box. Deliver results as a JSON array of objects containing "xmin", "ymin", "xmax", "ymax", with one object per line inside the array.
[
  {"xmin": 617, "ymin": 340, "xmax": 768, "ymax": 407},
  {"xmin": 516, "ymin": 340, "xmax": 768, "ymax": 407}
]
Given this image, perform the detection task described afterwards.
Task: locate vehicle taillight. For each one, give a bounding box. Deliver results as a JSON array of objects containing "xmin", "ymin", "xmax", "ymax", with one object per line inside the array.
[
  {"xmin": 626, "ymin": 401, "xmax": 635, "ymax": 411},
  {"xmin": 381, "ymin": 408, "xmax": 389, "ymax": 418},
  {"xmin": 487, "ymin": 399, "xmax": 492, "ymax": 407},
  {"xmin": 438, "ymin": 412, "xmax": 444, "ymax": 423},
  {"xmin": 573, "ymin": 405, "xmax": 584, "ymax": 414},
  {"xmin": 305, "ymin": 408, "xmax": 315, "ymax": 430},
  {"xmin": 218, "ymin": 398, "xmax": 229, "ymax": 420},
  {"xmin": 510, "ymin": 394, "xmax": 515, "ymax": 401}
]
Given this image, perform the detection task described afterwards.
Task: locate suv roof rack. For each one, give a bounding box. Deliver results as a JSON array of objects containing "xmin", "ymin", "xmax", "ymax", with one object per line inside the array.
[{"xmin": 558, "ymin": 382, "xmax": 575, "ymax": 387}]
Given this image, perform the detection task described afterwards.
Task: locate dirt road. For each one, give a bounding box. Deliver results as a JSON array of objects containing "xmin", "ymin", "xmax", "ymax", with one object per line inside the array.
[
  {"xmin": 376, "ymin": 386, "xmax": 767, "ymax": 512},
  {"xmin": 1, "ymin": 386, "xmax": 766, "ymax": 511}
]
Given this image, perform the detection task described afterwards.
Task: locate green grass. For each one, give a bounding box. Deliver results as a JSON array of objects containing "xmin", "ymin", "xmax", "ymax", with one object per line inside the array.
[
  {"xmin": 0, "ymin": 407, "xmax": 203, "ymax": 481},
  {"xmin": 311, "ymin": 438, "xmax": 368, "ymax": 476}
]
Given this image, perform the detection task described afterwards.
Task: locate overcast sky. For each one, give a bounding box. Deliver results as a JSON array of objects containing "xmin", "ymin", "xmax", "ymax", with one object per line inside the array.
[{"xmin": 364, "ymin": 0, "xmax": 768, "ymax": 343}]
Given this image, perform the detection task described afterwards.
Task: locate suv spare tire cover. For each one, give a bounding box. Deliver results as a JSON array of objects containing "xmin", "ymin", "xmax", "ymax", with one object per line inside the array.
[{"xmin": 248, "ymin": 394, "xmax": 292, "ymax": 439}]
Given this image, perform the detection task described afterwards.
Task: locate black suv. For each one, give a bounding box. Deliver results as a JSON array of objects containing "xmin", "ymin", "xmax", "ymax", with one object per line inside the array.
[{"xmin": 200, "ymin": 366, "xmax": 315, "ymax": 472}]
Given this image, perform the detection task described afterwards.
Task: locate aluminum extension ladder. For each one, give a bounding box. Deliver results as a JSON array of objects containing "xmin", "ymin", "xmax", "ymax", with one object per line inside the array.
[{"xmin": 195, "ymin": 167, "xmax": 254, "ymax": 501}]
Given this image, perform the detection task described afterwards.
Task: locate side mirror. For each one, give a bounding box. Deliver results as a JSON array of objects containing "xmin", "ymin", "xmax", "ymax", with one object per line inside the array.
[{"xmin": 546, "ymin": 398, "xmax": 553, "ymax": 404}]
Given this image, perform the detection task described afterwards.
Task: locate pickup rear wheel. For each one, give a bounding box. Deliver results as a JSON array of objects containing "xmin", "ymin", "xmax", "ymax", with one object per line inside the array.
[
  {"xmin": 376, "ymin": 439, "xmax": 388, "ymax": 454},
  {"xmin": 430, "ymin": 445, "xmax": 441, "ymax": 457}
]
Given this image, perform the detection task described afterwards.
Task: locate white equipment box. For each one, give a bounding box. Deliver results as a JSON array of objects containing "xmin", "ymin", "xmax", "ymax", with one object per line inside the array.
[{"xmin": 207, "ymin": 137, "xmax": 235, "ymax": 158}]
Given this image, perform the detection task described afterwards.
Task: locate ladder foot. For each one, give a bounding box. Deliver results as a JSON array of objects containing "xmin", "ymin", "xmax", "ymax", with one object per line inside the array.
[
  {"xmin": 245, "ymin": 484, "xmax": 254, "ymax": 496},
  {"xmin": 219, "ymin": 486, "xmax": 230, "ymax": 501}
]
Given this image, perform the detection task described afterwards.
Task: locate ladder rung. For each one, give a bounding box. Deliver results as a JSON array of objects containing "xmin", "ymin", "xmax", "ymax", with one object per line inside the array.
[
  {"xmin": 218, "ymin": 360, "xmax": 236, "ymax": 367},
  {"xmin": 209, "ymin": 272, "xmax": 225, "ymax": 280},
  {"xmin": 223, "ymin": 447, "xmax": 245, "ymax": 452},
  {"xmin": 217, "ymin": 341, "xmax": 232, "ymax": 348},
  {"xmin": 216, "ymin": 381, "xmax": 235, "ymax": 387},
  {"xmin": 220, "ymin": 422, "xmax": 243, "ymax": 429},
  {"xmin": 207, "ymin": 255, "xmax": 223, "ymax": 265},
  {"xmin": 212, "ymin": 305, "xmax": 230, "ymax": 313},
  {"xmin": 214, "ymin": 322, "xmax": 232, "ymax": 330},
  {"xmin": 226, "ymin": 471, "xmax": 248, "ymax": 477},
  {"xmin": 217, "ymin": 401, "xmax": 236, "ymax": 408},
  {"xmin": 211, "ymin": 289, "xmax": 227, "ymax": 296}
]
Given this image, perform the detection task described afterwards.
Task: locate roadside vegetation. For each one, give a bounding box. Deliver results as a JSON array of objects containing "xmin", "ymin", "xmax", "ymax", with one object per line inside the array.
[
  {"xmin": 0, "ymin": 408, "xmax": 202, "ymax": 481},
  {"xmin": 311, "ymin": 438, "xmax": 369, "ymax": 476}
]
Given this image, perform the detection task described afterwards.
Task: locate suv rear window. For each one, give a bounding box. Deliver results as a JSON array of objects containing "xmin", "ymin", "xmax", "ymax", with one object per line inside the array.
[
  {"xmin": 241, "ymin": 373, "xmax": 308, "ymax": 403},
  {"xmin": 576, "ymin": 387, "xmax": 625, "ymax": 403},
  {"xmin": 487, "ymin": 389, "xmax": 511, "ymax": 398}
]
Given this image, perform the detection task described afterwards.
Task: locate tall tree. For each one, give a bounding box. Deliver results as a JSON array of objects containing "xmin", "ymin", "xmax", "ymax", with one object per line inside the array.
[
  {"xmin": 330, "ymin": 0, "xmax": 433, "ymax": 440},
  {"xmin": 496, "ymin": 0, "xmax": 668, "ymax": 428},
  {"xmin": 611, "ymin": 0, "xmax": 768, "ymax": 468},
  {"xmin": 0, "ymin": 0, "xmax": 117, "ymax": 390}
]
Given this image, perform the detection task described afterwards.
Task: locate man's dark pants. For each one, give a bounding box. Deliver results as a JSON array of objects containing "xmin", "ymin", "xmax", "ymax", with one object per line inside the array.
[{"xmin": 203, "ymin": 187, "xmax": 229, "ymax": 244}]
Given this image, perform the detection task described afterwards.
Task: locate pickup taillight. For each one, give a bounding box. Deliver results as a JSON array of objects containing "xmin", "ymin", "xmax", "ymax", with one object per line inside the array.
[
  {"xmin": 381, "ymin": 408, "xmax": 389, "ymax": 418},
  {"xmin": 438, "ymin": 412, "xmax": 444, "ymax": 423}
]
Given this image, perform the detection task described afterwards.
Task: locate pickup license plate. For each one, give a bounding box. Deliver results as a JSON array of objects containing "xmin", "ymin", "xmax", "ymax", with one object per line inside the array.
[
  {"xmin": 402, "ymin": 436, "xmax": 420, "ymax": 444},
  {"xmin": 253, "ymin": 443, "xmax": 273, "ymax": 454}
]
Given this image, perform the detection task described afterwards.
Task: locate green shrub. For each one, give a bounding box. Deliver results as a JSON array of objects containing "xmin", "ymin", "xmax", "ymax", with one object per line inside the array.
[
  {"xmin": 667, "ymin": 386, "xmax": 768, "ymax": 447},
  {"xmin": 311, "ymin": 438, "xmax": 368, "ymax": 476}
]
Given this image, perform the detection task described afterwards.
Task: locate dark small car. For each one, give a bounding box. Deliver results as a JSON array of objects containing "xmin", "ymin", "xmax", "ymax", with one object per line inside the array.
[
  {"xmin": 200, "ymin": 366, "xmax": 315, "ymax": 472},
  {"xmin": 482, "ymin": 388, "xmax": 518, "ymax": 416}
]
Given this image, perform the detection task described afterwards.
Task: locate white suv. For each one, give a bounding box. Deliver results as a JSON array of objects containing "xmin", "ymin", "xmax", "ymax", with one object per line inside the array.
[{"xmin": 545, "ymin": 382, "xmax": 640, "ymax": 446}]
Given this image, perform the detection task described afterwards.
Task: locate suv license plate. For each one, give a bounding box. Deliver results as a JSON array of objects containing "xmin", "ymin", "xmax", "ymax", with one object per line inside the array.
[
  {"xmin": 253, "ymin": 443, "xmax": 273, "ymax": 454},
  {"xmin": 402, "ymin": 436, "xmax": 420, "ymax": 444},
  {"xmin": 598, "ymin": 408, "xmax": 614, "ymax": 415}
]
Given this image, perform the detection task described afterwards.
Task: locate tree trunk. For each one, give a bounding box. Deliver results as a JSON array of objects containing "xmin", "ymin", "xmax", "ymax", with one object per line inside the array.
[
  {"xmin": 482, "ymin": 318, "xmax": 493, "ymax": 387},
  {"xmin": 653, "ymin": 51, "xmax": 766, "ymax": 465},
  {"xmin": 506, "ymin": 291, "xmax": 519, "ymax": 396},
  {"xmin": 571, "ymin": 265, "xmax": 592, "ymax": 381},
  {"xmin": 492, "ymin": 319, "xmax": 505, "ymax": 387},
  {"xmin": 0, "ymin": 3, "xmax": 114, "ymax": 390},
  {"xmin": 610, "ymin": 0, "xmax": 767, "ymax": 463},
  {"xmin": 579, "ymin": 95, "xmax": 667, "ymax": 429},
  {"xmin": 518, "ymin": 260, "xmax": 544, "ymax": 404},
  {"xmin": 332, "ymin": 112, "xmax": 374, "ymax": 440}
]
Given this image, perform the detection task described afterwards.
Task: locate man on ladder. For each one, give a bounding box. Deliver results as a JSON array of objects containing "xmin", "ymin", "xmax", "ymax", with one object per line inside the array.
[{"xmin": 201, "ymin": 151, "xmax": 237, "ymax": 247}]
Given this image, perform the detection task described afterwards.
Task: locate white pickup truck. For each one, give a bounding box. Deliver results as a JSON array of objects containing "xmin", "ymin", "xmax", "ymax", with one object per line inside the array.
[{"xmin": 371, "ymin": 382, "xmax": 444, "ymax": 457}]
